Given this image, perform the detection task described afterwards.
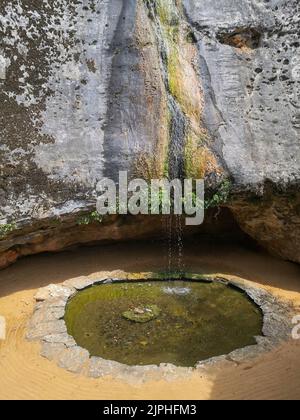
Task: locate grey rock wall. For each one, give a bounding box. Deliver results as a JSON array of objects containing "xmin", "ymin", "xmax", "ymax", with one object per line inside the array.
[
  {"xmin": 184, "ymin": 0, "xmax": 300, "ymax": 262},
  {"xmin": 0, "ymin": 0, "xmax": 299, "ymax": 266},
  {"xmin": 184, "ymin": 0, "xmax": 300, "ymax": 189},
  {"xmin": 0, "ymin": 0, "xmax": 168, "ymax": 224},
  {"xmin": 0, "ymin": 0, "xmax": 120, "ymax": 223}
]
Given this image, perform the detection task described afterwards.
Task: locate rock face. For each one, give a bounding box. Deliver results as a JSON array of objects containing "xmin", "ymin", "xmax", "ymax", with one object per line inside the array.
[
  {"xmin": 184, "ymin": 0, "xmax": 300, "ymax": 187},
  {"xmin": 184, "ymin": 0, "xmax": 300, "ymax": 262},
  {"xmin": 0, "ymin": 0, "xmax": 299, "ymax": 266}
]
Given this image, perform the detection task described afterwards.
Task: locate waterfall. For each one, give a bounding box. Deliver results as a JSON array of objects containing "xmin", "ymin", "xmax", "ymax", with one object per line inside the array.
[
  {"xmin": 166, "ymin": 96, "xmax": 186, "ymax": 276},
  {"xmin": 144, "ymin": 1, "xmax": 187, "ymax": 277}
]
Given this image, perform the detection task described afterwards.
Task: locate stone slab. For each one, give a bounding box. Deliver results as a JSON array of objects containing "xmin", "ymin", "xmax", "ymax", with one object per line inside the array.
[
  {"xmin": 27, "ymin": 320, "xmax": 67, "ymax": 341},
  {"xmin": 57, "ymin": 346, "xmax": 90, "ymax": 374}
]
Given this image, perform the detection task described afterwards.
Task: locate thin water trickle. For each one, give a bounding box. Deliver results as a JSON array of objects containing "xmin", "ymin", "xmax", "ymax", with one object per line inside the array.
[
  {"xmin": 145, "ymin": 1, "xmax": 187, "ymax": 277},
  {"xmin": 165, "ymin": 98, "xmax": 187, "ymax": 276},
  {"xmin": 164, "ymin": 215, "xmax": 185, "ymax": 277},
  {"xmin": 165, "ymin": 215, "xmax": 173, "ymax": 276},
  {"xmin": 175, "ymin": 214, "xmax": 185, "ymax": 274},
  {"xmin": 168, "ymin": 97, "xmax": 186, "ymax": 180}
]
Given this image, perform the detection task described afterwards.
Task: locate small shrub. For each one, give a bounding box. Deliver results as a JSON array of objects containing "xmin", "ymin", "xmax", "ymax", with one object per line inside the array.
[
  {"xmin": 77, "ymin": 211, "xmax": 103, "ymax": 226},
  {"xmin": 0, "ymin": 223, "xmax": 16, "ymax": 239},
  {"xmin": 205, "ymin": 180, "xmax": 232, "ymax": 209}
]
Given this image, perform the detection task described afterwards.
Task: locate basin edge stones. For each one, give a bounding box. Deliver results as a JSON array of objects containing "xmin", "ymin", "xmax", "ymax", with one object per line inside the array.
[{"xmin": 26, "ymin": 272, "xmax": 297, "ymax": 383}]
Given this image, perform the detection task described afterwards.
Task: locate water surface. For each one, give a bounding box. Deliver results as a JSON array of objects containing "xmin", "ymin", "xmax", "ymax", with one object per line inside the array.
[{"xmin": 65, "ymin": 281, "xmax": 263, "ymax": 367}]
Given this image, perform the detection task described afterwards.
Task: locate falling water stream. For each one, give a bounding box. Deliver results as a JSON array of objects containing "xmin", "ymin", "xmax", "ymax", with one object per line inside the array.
[
  {"xmin": 145, "ymin": 1, "xmax": 189, "ymax": 277},
  {"xmin": 166, "ymin": 96, "xmax": 187, "ymax": 275}
]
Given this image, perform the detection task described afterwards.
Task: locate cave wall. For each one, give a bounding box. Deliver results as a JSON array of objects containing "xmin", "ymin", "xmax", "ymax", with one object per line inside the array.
[{"xmin": 0, "ymin": 0, "xmax": 299, "ymax": 267}]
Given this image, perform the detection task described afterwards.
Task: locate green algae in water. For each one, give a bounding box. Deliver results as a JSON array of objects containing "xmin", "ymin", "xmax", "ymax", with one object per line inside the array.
[{"xmin": 65, "ymin": 281, "xmax": 263, "ymax": 367}]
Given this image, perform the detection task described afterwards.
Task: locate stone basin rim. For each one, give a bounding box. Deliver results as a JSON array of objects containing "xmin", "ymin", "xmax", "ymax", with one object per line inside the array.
[{"xmin": 26, "ymin": 273, "xmax": 296, "ymax": 383}]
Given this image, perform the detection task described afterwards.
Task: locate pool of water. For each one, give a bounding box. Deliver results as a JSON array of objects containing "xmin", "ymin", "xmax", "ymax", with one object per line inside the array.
[{"xmin": 65, "ymin": 281, "xmax": 263, "ymax": 367}]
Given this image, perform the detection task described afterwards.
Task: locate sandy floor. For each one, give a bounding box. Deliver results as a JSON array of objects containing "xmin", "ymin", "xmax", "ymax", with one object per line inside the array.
[{"xmin": 0, "ymin": 240, "xmax": 300, "ymax": 400}]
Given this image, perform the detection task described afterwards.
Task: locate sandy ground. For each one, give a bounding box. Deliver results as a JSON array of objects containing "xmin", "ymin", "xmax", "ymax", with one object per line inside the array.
[{"xmin": 0, "ymin": 240, "xmax": 300, "ymax": 400}]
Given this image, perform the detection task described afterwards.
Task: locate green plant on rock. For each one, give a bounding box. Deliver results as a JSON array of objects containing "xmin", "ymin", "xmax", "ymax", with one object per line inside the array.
[
  {"xmin": 77, "ymin": 211, "xmax": 103, "ymax": 226},
  {"xmin": 205, "ymin": 180, "xmax": 232, "ymax": 209},
  {"xmin": 0, "ymin": 223, "xmax": 16, "ymax": 239}
]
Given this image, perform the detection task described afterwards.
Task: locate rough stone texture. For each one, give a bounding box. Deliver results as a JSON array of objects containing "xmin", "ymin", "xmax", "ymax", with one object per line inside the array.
[
  {"xmin": 30, "ymin": 306, "xmax": 65, "ymax": 325},
  {"xmin": 184, "ymin": 0, "xmax": 300, "ymax": 187},
  {"xmin": 63, "ymin": 276, "xmax": 96, "ymax": 290},
  {"xmin": 45, "ymin": 298, "xmax": 68, "ymax": 309},
  {"xmin": 227, "ymin": 345, "xmax": 264, "ymax": 364},
  {"xmin": 0, "ymin": 0, "xmax": 120, "ymax": 221},
  {"xmin": 88, "ymin": 357, "xmax": 126, "ymax": 379},
  {"xmin": 244, "ymin": 285, "xmax": 295, "ymax": 340},
  {"xmin": 183, "ymin": 0, "xmax": 300, "ymax": 262},
  {"xmin": 229, "ymin": 195, "xmax": 300, "ymax": 263},
  {"xmin": 34, "ymin": 284, "xmax": 76, "ymax": 302},
  {"xmin": 0, "ymin": 0, "xmax": 299, "ymax": 265},
  {"xmin": 57, "ymin": 346, "xmax": 90, "ymax": 374},
  {"xmin": 43, "ymin": 333, "xmax": 77, "ymax": 348},
  {"xmin": 40, "ymin": 342, "xmax": 66, "ymax": 361},
  {"xmin": 26, "ymin": 319, "xmax": 67, "ymax": 341},
  {"xmin": 0, "ymin": 1, "xmax": 169, "ymax": 239}
]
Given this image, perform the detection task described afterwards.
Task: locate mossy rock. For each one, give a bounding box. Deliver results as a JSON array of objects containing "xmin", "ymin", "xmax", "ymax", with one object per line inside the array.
[{"xmin": 122, "ymin": 305, "xmax": 161, "ymax": 323}]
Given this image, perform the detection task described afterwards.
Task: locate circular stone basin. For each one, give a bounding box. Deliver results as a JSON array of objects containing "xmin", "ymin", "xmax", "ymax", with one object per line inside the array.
[{"xmin": 64, "ymin": 281, "xmax": 263, "ymax": 367}]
